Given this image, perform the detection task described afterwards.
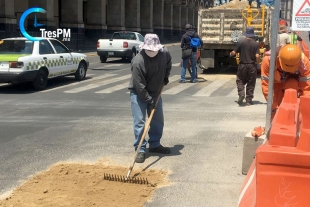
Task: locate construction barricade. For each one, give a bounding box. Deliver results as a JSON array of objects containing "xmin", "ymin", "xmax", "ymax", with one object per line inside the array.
[{"xmin": 238, "ymin": 89, "xmax": 310, "ymax": 207}]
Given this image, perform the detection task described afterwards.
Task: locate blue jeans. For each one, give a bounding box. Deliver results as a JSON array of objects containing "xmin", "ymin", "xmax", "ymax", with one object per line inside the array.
[
  {"xmin": 181, "ymin": 52, "xmax": 197, "ymax": 82},
  {"xmin": 130, "ymin": 92, "xmax": 164, "ymax": 153}
]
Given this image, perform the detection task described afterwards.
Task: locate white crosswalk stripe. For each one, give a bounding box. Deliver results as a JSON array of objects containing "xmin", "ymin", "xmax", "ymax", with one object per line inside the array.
[
  {"xmin": 162, "ymin": 82, "xmax": 196, "ymax": 95},
  {"xmin": 172, "ymin": 63, "xmax": 181, "ymax": 67},
  {"xmin": 95, "ymin": 82, "xmax": 129, "ymax": 94},
  {"xmin": 226, "ymin": 87, "xmax": 237, "ymax": 97},
  {"xmin": 125, "ymin": 75, "xmax": 180, "ymax": 94},
  {"xmin": 34, "ymin": 71, "xmax": 266, "ymax": 99},
  {"xmin": 42, "ymin": 73, "xmax": 117, "ymax": 93},
  {"xmin": 91, "ymin": 64, "xmax": 126, "ymax": 69},
  {"xmin": 64, "ymin": 74, "xmax": 131, "ymax": 93},
  {"xmin": 167, "ymin": 75, "xmax": 182, "ymax": 83},
  {"xmin": 193, "ymin": 79, "xmax": 231, "ymax": 97}
]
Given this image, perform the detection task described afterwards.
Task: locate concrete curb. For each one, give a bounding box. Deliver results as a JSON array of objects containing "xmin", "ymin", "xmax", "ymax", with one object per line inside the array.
[
  {"xmin": 85, "ymin": 42, "xmax": 179, "ymax": 57},
  {"xmin": 242, "ymin": 131, "xmax": 265, "ymax": 175}
]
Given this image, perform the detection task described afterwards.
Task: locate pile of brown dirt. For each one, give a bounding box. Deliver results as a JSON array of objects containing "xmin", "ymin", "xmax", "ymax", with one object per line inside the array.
[
  {"xmin": 0, "ymin": 161, "xmax": 169, "ymax": 207},
  {"xmin": 208, "ymin": 0, "xmax": 254, "ymax": 9}
]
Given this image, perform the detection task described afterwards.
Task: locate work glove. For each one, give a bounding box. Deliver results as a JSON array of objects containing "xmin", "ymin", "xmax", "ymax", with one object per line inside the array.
[
  {"xmin": 148, "ymin": 99, "xmax": 156, "ymax": 111},
  {"xmin": 164, "ymin": 77, "xmax": 169, "ymax": 85}
]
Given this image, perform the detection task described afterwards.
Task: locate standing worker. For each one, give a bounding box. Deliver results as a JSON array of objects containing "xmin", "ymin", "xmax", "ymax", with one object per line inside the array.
[
  {"xmin": 277, "ymin": 24, "xmax": 290, "ymax": 47},
  {"xmin": 128, "ymin": 34, "xmax": 172, "ymax": 164},
  {"xmin": 180, "ymin": 24, "xmax": 203, "ymax": 83},
  {"xmin": 261, "ymin": 44, "xmax": 310, "ymax": 119},
  {"xmin": 230, "ymin": 27, "xmax": 260, "ymax": 106}
]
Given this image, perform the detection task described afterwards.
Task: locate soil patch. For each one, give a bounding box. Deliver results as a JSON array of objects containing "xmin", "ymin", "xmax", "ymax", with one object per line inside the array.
[
  {"xmin": 0, "ymin": 161, "xmax": 169, "ymax": 207},
  {"xmin": 208, "ymin": 0, "xmax": 255, "ymax": 9}
]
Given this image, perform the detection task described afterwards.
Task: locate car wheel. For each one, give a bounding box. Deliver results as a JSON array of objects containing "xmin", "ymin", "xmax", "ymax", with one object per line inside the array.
[
  {"xmin": 75, "ymin": 62, "xmax": 87, "ymax": 81},
  {"xmin": 100, "ymin": 56, "xmax": 107, "ymax": 63},
  {"xmin": 32, "ymin": 69, "xmax": 48, "ymax": 90},
  {"xmin": 128, "ymin": 51, "xmax": 136, "ymax": 62}
]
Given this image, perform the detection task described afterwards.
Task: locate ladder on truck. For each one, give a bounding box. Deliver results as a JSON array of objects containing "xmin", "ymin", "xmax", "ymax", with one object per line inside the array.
[
  {"xmin": 237, "ymin": 5, "xmax": 267, "ymax": 65},
  {"xmin": 242, "ymin": 5, "xmax": 266, "ymax": 37}
]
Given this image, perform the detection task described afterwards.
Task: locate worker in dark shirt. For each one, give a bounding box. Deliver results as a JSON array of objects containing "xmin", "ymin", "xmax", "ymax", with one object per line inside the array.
[
  {"xmin": 180, "ymin": 24, "xmax": 203, "ymax": 83},
  {"xmin": 230, "ymin": 27, "xmax": 260, "ymax": 106},
  {"xmin": 128, "ymin": 33, "xmax": 172, "ymax": 163}
]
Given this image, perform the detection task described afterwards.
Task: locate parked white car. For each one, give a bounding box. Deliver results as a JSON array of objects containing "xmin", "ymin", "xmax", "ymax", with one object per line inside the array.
[
  {"xmin": 97, "ymin": 31, "xmax": 144, "ymax": 63},
  {"xmin": 0, "ymin": 37, "xmax": 89, "ymax": 90}
]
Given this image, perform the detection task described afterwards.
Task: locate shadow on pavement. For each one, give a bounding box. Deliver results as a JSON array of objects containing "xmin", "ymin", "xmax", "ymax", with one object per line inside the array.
[{"xmin": 139, "ymin": 145, "xmax": 185, "ymax": 173}]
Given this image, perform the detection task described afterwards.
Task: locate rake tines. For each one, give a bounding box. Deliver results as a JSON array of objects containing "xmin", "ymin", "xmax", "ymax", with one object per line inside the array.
[{"xmin": 103, "ymin": 173, "xmax": 149, "ymax": 185}]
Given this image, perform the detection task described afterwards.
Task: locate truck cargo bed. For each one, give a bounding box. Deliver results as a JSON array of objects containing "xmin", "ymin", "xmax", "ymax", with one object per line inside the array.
[{"xmin": 198, "ymin": 7, "xmax": 271, "ymax": 49}]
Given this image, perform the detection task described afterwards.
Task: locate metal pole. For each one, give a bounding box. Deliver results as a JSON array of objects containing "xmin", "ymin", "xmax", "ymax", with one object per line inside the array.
[
  {"xmin": 289, "ymin": 0, "xmax": 293, "ymax": 26},
  {"xmin": 265, "ymin": 2, "xmax": 281, "ymax": 134}
]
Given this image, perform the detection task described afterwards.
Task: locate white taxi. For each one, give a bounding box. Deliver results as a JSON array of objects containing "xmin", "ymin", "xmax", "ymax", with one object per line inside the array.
[{"xmin": 0, "ymin": 37, "xmax": 89, "ymax": 90}]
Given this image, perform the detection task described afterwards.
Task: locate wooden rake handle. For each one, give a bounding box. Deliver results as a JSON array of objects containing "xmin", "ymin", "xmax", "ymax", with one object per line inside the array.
[{"xmin": 125, "ymin": 84, "xmax": 165, "ymax": 180}]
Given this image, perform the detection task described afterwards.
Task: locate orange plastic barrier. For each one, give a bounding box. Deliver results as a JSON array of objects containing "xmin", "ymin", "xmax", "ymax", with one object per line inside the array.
[
  {"xmin": 256, "ymin": 129, "xmax": 310, "ymax": 206},
  {"xmin": 255, "ymin": 93, "xmax": 310, "ymax": 207},
  {"xmin": 300, "ymin": 95, "xmax": 310, "ymax": 130},
  {"xmin": 238, "ymin": 89, "xmax": 310, "ymax": 207},
  {"xmin": 269, "ymin": 89, "xmax": 299, "ymax": 147},
  {"xmin": 237, "ymin": 159, "xmax": 256, "ymax": 207}
]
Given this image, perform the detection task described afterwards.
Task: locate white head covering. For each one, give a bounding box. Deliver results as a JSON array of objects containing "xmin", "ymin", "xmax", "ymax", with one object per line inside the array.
[{"xmin": 139, "ymin": 33, "xmax": 164, "ymax": 52}]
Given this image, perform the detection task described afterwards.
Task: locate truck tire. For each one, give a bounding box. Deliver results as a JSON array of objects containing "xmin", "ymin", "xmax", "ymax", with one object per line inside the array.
[
  {"xmin": 100, "ymin": 56, "xmax": 107, "ymax": 63},
  {"xmin": 75, "ymin": 62, "xmax": 87, "ymax": 81},
  {"xmin": 213, "ymin": 50, "xmax": 220, "ymax": 73},
  {"xmin": 32, "ymin": 69, "xmax": 48, "ymax": 90}
]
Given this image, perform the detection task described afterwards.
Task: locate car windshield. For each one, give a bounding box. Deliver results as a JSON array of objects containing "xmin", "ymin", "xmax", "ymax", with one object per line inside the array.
[
  {"xmin": 112, "ymin": 32, "xmax": 136, "ymax": 40},
  {"xmin": 0, "ymin": 40, "xmax": 34, "ymax": 54}
]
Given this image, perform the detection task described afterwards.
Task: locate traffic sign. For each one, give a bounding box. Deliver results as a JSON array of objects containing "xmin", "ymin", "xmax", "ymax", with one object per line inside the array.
[{"xmin": 292, "ymin": 0, "xmax": 310, "ymax": 30}]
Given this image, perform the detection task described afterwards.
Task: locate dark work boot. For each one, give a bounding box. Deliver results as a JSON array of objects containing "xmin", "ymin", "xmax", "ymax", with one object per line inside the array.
[
  {"xmin": 237, "ymin": 95, "xmax": 245, "ymax": 105},
  {"xmin": 135, "ymin": 152, "xmax": 145, "ymax": 163},
  {"xmin": 149, "ymin": 145, "xmax": 171, "ymax": 154},
  {"xmin": 246, "ymin": 100, "xmax": 253, "ymax": 106}
]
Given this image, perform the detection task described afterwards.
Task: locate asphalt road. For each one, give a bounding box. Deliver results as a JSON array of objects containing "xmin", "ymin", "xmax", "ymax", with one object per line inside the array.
[{"xmin": 0, "ymin": 45, "xmax": 266, "ymax": 206}]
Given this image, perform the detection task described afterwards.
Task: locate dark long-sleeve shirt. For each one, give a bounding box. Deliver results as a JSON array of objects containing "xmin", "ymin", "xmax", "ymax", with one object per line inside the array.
[
  {"xmin": 180, "ymin": 29, "xmax": 203, "ymax": 52},
  {"xmin": 128, "ymin": 47, "xmax": 172, "ymax": 103}
]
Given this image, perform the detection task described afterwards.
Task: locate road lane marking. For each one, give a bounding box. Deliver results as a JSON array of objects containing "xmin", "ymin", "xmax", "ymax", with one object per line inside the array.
[
  {"xmin": 172, "ymin": 63, "xmax": 181, "ymax": 67},
  {"xmin": 193, "ymin": 79, "xmax": 231, "ymax": 96},
  {"xmin": 64, "ymin": 74, "xmax": 131, "ymax": 93},
  {"xmin": 90, "ymin": 63, "xmax": 127, "ymax": 69},
  {"xmin": 42, "ymin": 74, "xmax": 117, "ymax": 92},
  {"xmin": 125, "ymin": 75, "xmax": 180, "ymax": 94},
  {"xmin": 226, "ymin": 87, "xmax": 237, "ymax": 97},
  {"xmin": 95, "ymin": 82, "xmax": 129, "ymax": 93},
  {"xmin": 162, "ymin": 82, "xmax": 196, "ymax": 95}
]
